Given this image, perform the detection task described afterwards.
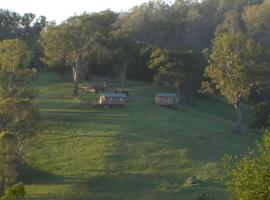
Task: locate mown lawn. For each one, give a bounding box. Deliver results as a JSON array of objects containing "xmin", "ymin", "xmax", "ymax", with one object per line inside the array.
[{"xmin": 22, "ymin": 73, "xmax": 259, "ymax": 200}]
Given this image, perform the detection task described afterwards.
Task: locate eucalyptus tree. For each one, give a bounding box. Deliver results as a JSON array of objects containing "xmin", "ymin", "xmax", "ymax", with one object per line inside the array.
[
  {"xmin": 202, "ymin": 32, "xmax": 269, "ymax": 133},
  {"xmin": 0, "ymin": 39, "xmax": 33, "ymax": 92},
  {"xmin": 42, "ymin": 11, "xmax": 118, "ymax": 95},
  {"xmin": 41, "ymin": 22, "xmax": 82, "ymax": 96}
]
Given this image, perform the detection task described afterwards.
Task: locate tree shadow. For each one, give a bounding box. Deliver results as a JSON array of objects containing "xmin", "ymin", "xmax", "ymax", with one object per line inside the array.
[
  {"xmin": 72, "ymin": 173, "xmax": 184, "ymax": 200},
  {"xmin": 20, "ymin": 165, "xmax": 71, "ymax": 185}
]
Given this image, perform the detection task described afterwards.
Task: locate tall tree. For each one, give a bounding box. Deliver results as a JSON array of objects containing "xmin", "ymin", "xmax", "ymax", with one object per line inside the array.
[
  {"xmin": 41, "ymin": 23, "xmax": 82, "ymax": 95},
  {"xmin": 202, "ymin": 32, "xmax": 269, "ymax": 133},
  {"xmin": 0, "ymin": 39, "xmax": 33, "ymax": 92},
  {"xmin": 42, "ymin": 11, "xmax": 118, "ymax": 95}
]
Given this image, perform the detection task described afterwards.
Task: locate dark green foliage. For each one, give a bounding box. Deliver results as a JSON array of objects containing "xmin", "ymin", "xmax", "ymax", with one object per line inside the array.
[
  {"xmin": 1, "ymin": 183, "xmax": 25, "ymax": 200},
  {"xmin": 0, "ymin": 87, "xmax": 40, "ymax": 148},
  {"xmin": 0, "ymin": 86, "xmax": 39, "ymax": 193},
  {"xmin": 223, "ymin": 130, "xmax": 270, "ymax": 200},
  {"xmin": 0, "ymin": 9, "xmax": 47, "ymax": 69},
  {"xmin": 196, "ymin": 193, "xmax": 216, "ymax": 200},
  {"xmin": 0, "ymin": 132, "xmax": 18, "ymax": 195},
  {"xmin": 119, "ymin": 0, "xmax": 188, "ymax": 48},
  {"xmin": 149, "ymin": 47, "xmax": 204, "ymax": 97},
  {"xmin": 251, "ymin": 102, "xmax": 270, "ymax": 129},
  {"xmin": 126, "ymin": 44, "xmax": 154, "ymax": 81},
  {"xmin": 243, "ymin": 0, "xmax": 270, "ymax": 46}
]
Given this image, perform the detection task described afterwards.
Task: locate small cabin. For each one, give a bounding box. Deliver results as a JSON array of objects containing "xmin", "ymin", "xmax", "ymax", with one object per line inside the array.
[
  {"xmin": 99, "ymin": 93, "xmax": 128, "ymax": 107},
  {"xmin": 81, "ymin": 86, "xmax": 105, "ymax": 93},
  {"xmin": 155, "ymin": 93, "xmax": 180, "ymax": 106},
  {"xmin": 114, "ymin": 89, "xmax": 129, "ymax": 97}
]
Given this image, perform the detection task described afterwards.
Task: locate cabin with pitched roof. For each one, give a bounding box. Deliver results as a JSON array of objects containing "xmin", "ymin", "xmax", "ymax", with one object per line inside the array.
[
  {"xmin": 155, "ymin": 93, "xmax": 180, "ymax": 106},
  {"xmin": 99, "ymin": 93, "xmax": 128, "ymax": 107}
]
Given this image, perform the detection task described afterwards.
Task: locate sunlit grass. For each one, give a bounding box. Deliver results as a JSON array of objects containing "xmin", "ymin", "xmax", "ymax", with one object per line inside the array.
[{"xmin": 23, "ymin": 73, "xmax": 259, "ymax": 200}]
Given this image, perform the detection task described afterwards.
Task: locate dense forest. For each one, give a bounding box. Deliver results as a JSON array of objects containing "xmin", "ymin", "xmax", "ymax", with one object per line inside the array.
[{"xmin": 0, "ymin": 0, "xmax": 270, "ymax": 199}]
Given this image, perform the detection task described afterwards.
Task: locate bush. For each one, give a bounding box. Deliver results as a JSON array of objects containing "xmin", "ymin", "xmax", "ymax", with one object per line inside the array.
[
  {"xmin": 196, "ymin": 193, "xmax": 216, "ymax": 200},
  {"xmin": 1, "ymin": 183, "xmax": 25, "ymax": 200},
  {"xmin": 251, "ymin": 101, "xmax": 270, "ymax": 129},
  {"xmin": 223, "ymin": 130, "xmax": 270, "ymax": 200}
]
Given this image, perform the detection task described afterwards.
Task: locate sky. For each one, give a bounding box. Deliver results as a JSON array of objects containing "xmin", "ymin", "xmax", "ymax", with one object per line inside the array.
[{"xmin": 0, "ymin": 0, "xmax": 151, "ymax": 23}]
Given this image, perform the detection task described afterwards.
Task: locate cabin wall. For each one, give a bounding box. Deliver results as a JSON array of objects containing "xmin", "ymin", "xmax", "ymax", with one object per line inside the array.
[
  {"xmin": 155, "ymin": 96, "xmax": 179, "ymax": 106},
  {"xmin": 99, "ymin": 96, "xmax": 126, "ymax": 105}
]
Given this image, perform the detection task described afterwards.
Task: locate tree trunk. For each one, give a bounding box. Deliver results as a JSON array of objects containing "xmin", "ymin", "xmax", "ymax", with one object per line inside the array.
[
  {"xmin": 0, "ymin": 181, "xmax": 4, "ymax": 196},
  {"xmin": 234, "ymin": 101, "xmax": 243, "ymax": 134},
  {"xmin": 176, "ymin": 86, "xmax": 180, "ymax": 96},
  {"xmin": 8, "ymin": 73, "xmax": 14, "ymax": 92},
  {"xmin": 121, "ymin": 65, "xmax": 127, "ymax": 87},
  {"xmin": 121, "ymin": 57, "xmax": 132, "ymax": 87},
  {"xmin": 17, "ymin": 140, "xmax": 25, "ymax": 159},
  {"xmin": 72, "ymin": 62, "xmax": 79, "ymax": 96}
]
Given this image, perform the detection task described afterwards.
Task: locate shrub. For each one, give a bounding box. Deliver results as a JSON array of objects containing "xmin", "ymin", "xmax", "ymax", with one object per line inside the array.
[
  {"xmin": 1, "ymin": 183, "xmax": 25, "ymax": 200},
  {"xmin": 223, "ymin": 130, "xmax": 270, "ymax": 200},
  {"xmin": 251, "ymin": 101, "xmax": 270, "ymax": 129}
]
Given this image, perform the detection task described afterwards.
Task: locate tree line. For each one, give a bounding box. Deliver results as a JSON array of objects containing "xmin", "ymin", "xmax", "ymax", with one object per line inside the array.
[{"xmin": 40, "ymin": 0, "xmax": 270, "ymax": 133}]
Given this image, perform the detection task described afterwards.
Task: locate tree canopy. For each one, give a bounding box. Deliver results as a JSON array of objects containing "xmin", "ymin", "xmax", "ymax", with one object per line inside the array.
[
  {"xmin": 202, "ymin": 32, "xmax": 269, "ymax": 133},
  {"xmin": 0, "ymin": 39, "xmax": 34, "ymax": 92}
]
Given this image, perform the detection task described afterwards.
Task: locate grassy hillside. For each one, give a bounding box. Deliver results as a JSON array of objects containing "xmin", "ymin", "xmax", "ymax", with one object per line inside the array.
[{"xmin": 22, "ymin": 73, "xmax": 259, "ymax": 200}]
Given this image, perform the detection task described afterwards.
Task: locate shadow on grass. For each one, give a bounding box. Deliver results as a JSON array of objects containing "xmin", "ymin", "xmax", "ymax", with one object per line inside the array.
[
  {"xmin": 20, "ymin": 165, "xmax": 71, "ymax": 185},
  {"xmin": 74, "ymin": 174, "xmax": 226, "ymax": 200},
  {"xmin": 21, "ymin": 166, "xmax": 179, "ymax": 200}
]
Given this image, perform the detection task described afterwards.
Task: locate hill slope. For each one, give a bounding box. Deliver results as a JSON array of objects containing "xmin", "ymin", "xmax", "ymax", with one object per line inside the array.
[{"xmin": 23, "ymin": 73, "xmax": 259, "ymax": 200}]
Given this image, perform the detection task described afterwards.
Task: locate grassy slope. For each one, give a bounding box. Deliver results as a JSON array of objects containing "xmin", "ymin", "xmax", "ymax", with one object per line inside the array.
[{"xmin": 22, "ymin": 73, "xmax": 259, "ymax": 200}]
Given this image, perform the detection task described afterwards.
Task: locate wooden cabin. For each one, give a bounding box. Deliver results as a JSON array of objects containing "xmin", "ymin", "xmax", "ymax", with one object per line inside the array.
[
  {"xmin": 99, "ymin": 93, "xmax": 128, "ymax": 107},
  {"xmin": 81, "ymin": 86, "xmax": 95, "ymax": 93},
  {"xmin": 81, "ymin": 86, "xmax": 105, "ymax": 93},
  {"xmin": 155, "ymin": 93, "xmax": 180, "ymax": 106},
  {"xmin": 114, "ymin": 89, "xmax": 129, "ymax": 97}
]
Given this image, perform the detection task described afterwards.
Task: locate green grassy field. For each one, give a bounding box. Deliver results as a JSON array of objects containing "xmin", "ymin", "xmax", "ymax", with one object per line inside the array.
[{"xmin": 22, "ymin": 73, "xmax": 259, "ymax": 200}]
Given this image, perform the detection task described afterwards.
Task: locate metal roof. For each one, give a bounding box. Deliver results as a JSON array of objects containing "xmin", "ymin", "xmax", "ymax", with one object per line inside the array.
[
  {"xmin": 100, "ymin": 93, "xmax": 128, "ymax": 98},
  {"xmin": 155, "ymin": 93, "xmax": 179, "ymax": 97}
]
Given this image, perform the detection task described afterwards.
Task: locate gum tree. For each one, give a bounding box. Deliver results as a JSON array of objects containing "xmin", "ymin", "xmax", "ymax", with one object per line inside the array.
[
  {"xmin": 0, "ymin": 39, "xmax": 33, "ymax": 92},
  {"xmin": 202, "ymin": 32, "xmax": 268, "ymax": 133}
]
